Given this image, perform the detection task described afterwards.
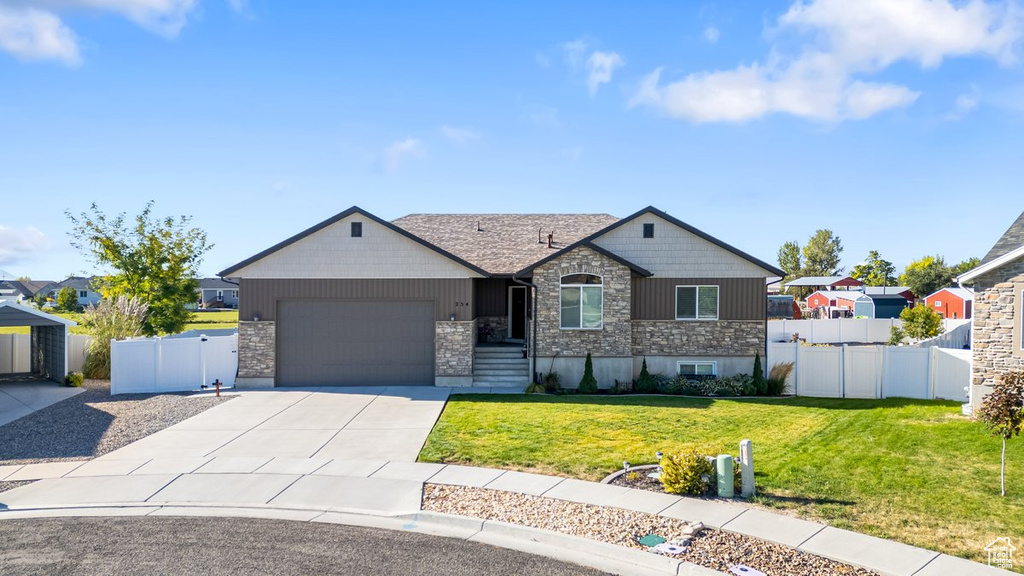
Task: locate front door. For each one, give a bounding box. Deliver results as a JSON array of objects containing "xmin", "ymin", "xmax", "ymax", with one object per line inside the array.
[{"xmin": 509, "ymin": 286, "xmax": 527, "ymax": 340}]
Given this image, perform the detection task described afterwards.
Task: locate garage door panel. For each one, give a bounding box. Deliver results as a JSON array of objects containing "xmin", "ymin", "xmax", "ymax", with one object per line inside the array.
[{"xmin": 277, "ymin": 300, "xmax": 435, "ymax": 386}]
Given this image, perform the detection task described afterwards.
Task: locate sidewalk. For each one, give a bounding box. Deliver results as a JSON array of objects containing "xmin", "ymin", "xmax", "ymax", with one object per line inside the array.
[{"xmin": 0, "ymin": 456, "xmax": 1011, "ymax": 576}]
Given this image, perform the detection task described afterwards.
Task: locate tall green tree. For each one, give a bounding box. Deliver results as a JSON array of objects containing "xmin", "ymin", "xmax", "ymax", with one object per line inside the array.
[
  {"xmin": 777, "ymin": 241, "xmax": 802, "ymax": 278},
  {"xmin": 951, "ymin": 257, "xmax": 981, "ymax": 280},
  {"xmin": 899, "ymin": 256, "xmax": 953, "ymax": 298},
  {"xmin": 851, "ymin": 250, "xmax": 896, "ymax": 286},
  {"xmin": 802, "ymin": 229, "xmax": 844, "ymax": 276},
  {"xmin": 56, "ymin": 286, "xmax": 80, "ymax": 312},
  {"xmin": 66, "ymin": 202, "xmax": 212, "ymax": 336}
]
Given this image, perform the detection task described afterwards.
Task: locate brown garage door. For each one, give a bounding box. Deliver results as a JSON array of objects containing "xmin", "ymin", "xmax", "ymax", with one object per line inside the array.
[{"xmin": 277, "ymin": 300, "xmax": 435, "ymax": 386}]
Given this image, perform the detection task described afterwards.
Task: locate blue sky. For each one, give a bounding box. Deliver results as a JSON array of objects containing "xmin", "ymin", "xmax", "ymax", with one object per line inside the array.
[{"xmin": 1, "ymin": 0, "xmax": 1022, "ymax": 282}]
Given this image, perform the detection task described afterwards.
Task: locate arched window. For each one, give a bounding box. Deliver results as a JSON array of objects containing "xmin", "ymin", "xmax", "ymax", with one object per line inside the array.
[{"xmin": 560, "ymin": 274, "xmax": 603, "ymax": 329}]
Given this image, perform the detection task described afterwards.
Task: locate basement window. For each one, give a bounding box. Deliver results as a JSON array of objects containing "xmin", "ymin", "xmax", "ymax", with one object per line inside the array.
[
  {"xmin": 643, "ymin": 223, "xmax": 654, "ymax": 238},
  {"xmin": 678, "ymin": 361, "xmax": 717, "ymax": 378},
  {"xmin": 351, "ymin": 222, "xmax": 363, "ymax": 237}
]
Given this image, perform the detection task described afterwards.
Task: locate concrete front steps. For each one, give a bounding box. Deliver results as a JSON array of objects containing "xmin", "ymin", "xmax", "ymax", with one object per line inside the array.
[{"xmin": 473, "ymin": 345, "xmax": 529, "ymax": 388}]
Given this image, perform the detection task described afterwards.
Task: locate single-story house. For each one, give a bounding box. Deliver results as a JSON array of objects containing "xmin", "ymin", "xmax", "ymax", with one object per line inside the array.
[
  {"xmin": 959, "ymin": 210, "xmax": 1024, "ymax": 409},
  {"xmin": 219, "ymin": 206, "xmax": 783, "ymax": 388},
  {"xmin": 196, "ymin": 278, "xmax": 239, "ymax": 309},
  {"xmin": 924, "ymin": 287, "xmax": 973, "ymax": 320},
  {"xmin": 0, "ymin": 279, "xmax": 54, "ymax": 304},
  {"xmin": 49, "ymin": 276, "xmax": 102, "ymax": 308}
]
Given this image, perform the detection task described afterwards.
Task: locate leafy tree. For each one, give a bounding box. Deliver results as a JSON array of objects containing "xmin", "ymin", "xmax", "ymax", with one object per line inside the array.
[
  {"xmin": 56, "ymin": 286, "xmax": 80, "ymax": 312},
  {"xmin": 977, "ymin": 371, "xmax": 1024, "ymax": 496},
  {"xmin": 898, "ymin": 304, "xmax": 944, "ymax": 340},
  {"xmin": 777, "ymin": 241, "xmax": 802, "ymax": 278},
  {"xmin": 578, "ymin": 352, "xmax": 598, "ymax": 394},
  {"xmin": 899, "ymin": 256, "xmax": 953, "ymax": 298},
  {"xmin": 16, "ymin": 275, "xmax": 30, "ymax": 282},
  {"xmin": 802, "ymin": 229, "xmax": 844, "ymax": 276},
  {"xmin": 851, "ymin": 250, "xmax": 896, "ymax": 287},
  {"xmin": 951, "ymin": 257, "xmax": 981, "ymax": 280},
  {"xmin": 31, "ymin": 292, "xmax": 48, "ymax": 308},
  {"xmin": 66, "ymin": 202, "xmax": 211, "ymax": 336}
]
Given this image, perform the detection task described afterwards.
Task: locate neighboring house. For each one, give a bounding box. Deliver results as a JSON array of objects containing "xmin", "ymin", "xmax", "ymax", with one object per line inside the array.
[
  {"xmin": 49, "ymin": 276, "xmax": 102, "ymax": 308},
  {"xmin": 0, "ymin": 279, "xmax": 54, "ymax": 303},
  {"xmin": 806, "ymin": 290, "xmax": 864, "ymax": 318},
  {"xmin": 219, "ymin": 206, "xmax": 783, "ymax": 388},
  {"xmin": 196, "ymin": 278, "xmax": 239, "ymax": 309},
  {"xmin": 959, "ymin": 210, "xmax": 1024, "ymax": 409},
  {"xmin": 784, "ymin": 275, "xmax": 864, "ymax": 292},
  {"xmin": 924, "ymin": 287, "xmax": 973, "ymax": 319}
]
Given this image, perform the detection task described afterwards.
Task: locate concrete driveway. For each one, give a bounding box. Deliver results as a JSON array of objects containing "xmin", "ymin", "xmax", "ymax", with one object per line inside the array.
[
  {"xmin": 96, "ymin": 386, "xmax": 451, "ymax": 463},
  {"xmin": 0, "ymin": 377, "xmax": 84, "ymax": 427}
]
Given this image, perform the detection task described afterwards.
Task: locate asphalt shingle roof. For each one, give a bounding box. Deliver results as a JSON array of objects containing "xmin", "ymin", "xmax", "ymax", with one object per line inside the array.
[
  {"xmin": 392, "ymin": 213, "xmax": 621, "ymax": 275},
  {"xmin": 982, "ymin": 210, "xmax": 1024, "ymax": 265}
]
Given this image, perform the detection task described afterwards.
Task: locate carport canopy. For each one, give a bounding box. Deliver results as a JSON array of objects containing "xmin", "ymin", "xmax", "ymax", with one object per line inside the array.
[{"xmin": 0, "ymin": 299, "xmax": 77, "ymax": 383}]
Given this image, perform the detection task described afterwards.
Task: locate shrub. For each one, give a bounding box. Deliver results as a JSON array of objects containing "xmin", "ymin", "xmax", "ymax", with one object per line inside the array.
[
  {"xmin": 577, "ymin": 352, "xmax": 598, "ymax": 394},
  {"xmin": 542, "ymin": 371, "xmax": 560, "ymax": 393},
  {"xmin": 888, "ymin": 325, "xmax": 906, "ymax": 346},
  {"xmin": 635, "ymin": 358, "xmax": 659, "ymax": 393},
  {"xmin": 660, "ymin": 449, "xmax": 714, "ymax": 495},
  {"xmin": 900, "ymin": 304, "xmax": 944, "ymax": 341},
  {"xmin": 766, "ymin": 362, "xmax": 795, "ymax": 396},
  {"xmin": 752, "ymin": 353, "xmax": 767, "ymax": 395},
  {"xmin": 610, "ymin": 379, "xmax": 633, "ymax": 395},
  {"xmin": 82, "ymin": 295, "xmax": 149, "ymax": 379},
  {"xmin": 523, "ymin": 381, "xmax": 546, "ymax": 394},
  {"xmin": 63, "ymin": 372, "xmax": 83, "ymax": 387}
]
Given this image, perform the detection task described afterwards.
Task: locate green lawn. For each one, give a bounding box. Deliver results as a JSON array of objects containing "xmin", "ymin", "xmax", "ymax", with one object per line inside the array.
[
  {"xmin": 419, "ymin": 395, "xmax": 1024, "ymax": 569},
  {"xmin": 0, "ymin": 309, "xmax": 238, "ymax": 335}
]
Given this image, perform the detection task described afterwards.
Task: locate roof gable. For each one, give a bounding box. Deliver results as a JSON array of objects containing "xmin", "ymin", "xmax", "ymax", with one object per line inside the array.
[
  {"xmin": 982, "ymin": 211, "xmax": 1024, "ymax": 264},
  {"xmin": 589, "ymin": 207, "xmax": 783, "ymax": 277},
  {"xmin": 0, "ymin": 299, "xmax": 77, "ymax": 327},
  {"xmin": 220, "ymin": 207, "xmax": 486, "ymax": 279}
]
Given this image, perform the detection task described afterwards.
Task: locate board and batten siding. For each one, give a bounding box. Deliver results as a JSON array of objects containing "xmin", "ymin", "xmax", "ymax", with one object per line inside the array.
[
  {"xmin": 632, "ymin": 277, "xmax": 766, "ymax": 321},
  {"xmin": 239, "ymin": 278, "xmax": 474, "ymax": 322},
  {"xmin": 591, "ymin": 213, "xmax": 774, "ymax": 278},
  {"xmin": 473, "ymin": 278, "xmax": 508, "ymax": 317},
  {"xmin": 229, "ymin": 212, "xmax": 482, "ymax": 279}
]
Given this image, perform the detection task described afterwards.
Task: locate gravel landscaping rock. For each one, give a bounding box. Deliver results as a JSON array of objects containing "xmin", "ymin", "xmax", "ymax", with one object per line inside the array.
[
  {"xmin": 423, "ymin": 484, "xmax": 877, "ymax": 576},
  {"xmin": 0, "ymin": 379, "xmax": 231, "ymax": 465},
  {"xmin": 0, "ymin": 480, "xmax": 33, "ymax": 494}
]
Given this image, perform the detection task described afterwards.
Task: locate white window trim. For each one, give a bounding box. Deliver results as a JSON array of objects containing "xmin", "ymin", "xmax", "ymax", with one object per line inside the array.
[
  {"xmin": 677, "ymin": 361, "xmax": 718, "ymax": 377},
  {"xmin": 216, "ymin": 290, "xmax": 224, "ymax": 301},
  {"xmin": 559, "ymin": 274, "xmax": 603, "ymax": 330},
  {"xmin": 675, "ymin": 285, "xmax": 720, "ymax": 321},
  {"xmin": 231, "ymin": 290, "xmax": 238, "ymax": 299}
]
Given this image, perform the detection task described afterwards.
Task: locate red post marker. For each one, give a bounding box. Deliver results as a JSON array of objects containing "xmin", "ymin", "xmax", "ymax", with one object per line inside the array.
[{"xmin": 214, "ymin": 379, "xmax": 221, "ymax": 397}]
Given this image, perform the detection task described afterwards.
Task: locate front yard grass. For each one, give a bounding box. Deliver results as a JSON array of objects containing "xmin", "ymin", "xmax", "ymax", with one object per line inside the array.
[{"xmin": 419, "ymin": 395, "xmax": 1024, "ymax": 569}]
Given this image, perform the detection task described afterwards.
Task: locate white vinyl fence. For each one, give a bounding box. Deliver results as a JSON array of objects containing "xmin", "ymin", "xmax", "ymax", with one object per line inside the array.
[
  {"xmin": 911, "ymin": 320, "xmax": 971, "ymax": 350},
  {"xmin": 767, "ymin": 342, "xmax": 969, "ymax": 401},
  {"xmin": 0, "ymin": 333, "xmax": 90, "ymax": 374},
  {"xmin": 110, "ymin": 333, "xmax": 237, "ymax": 395},
  {"xmin": 768, "ymin": 318, "xmax": 971, "ymax": 346}
]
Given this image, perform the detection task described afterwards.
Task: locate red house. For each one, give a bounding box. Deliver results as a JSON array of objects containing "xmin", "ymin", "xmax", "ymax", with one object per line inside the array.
[
  {"xmin": 806, "ymin": 290, "xmax": 865, "ymax": 317},
  {"xmin": 924, "ymin": 287, "xmax": 974, "ymax": 319}
]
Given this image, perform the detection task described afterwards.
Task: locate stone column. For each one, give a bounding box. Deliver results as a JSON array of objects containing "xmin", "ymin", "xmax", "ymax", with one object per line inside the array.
[{"xmin": 237, "ymin": 320, "xmax": 275, "ymax": 388}]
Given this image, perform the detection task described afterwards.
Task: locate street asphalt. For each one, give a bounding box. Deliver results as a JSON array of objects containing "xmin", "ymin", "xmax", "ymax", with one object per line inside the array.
[{"xmin": 0, "ymin": 516, "xmax": 610, "ymax": 576}]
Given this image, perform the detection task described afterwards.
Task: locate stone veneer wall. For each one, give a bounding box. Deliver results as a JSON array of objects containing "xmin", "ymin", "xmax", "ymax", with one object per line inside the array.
[
  {"xmin": 971, "ymin": 259, "xmax": 1024, "ymax": 389},
  {"xmin": 631, "ymin": 320, "xmax": 765, "ymax": 357},
  {"xmin": 436, "ymin": 321, "xmax": 474, "ymax": 376},
  {"xmin": 238, "ymin": 320, "xmax": 275, "ymax": 379},
  {"xmin": 476, "ymin": 315, "xmax": 509, "ymax": 343},
  {"xmin": 534, "ymin": 246, "xmax": 631, "ymax": 358}
]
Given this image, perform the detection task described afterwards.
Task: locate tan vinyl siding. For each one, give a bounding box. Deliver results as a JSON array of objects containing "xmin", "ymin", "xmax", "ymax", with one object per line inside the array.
[
  {"xmin": 231, "ymin": 213, "xmax": 481, "ymax": 279},
  {"xmin": 592, "ymin": 214, "xmax": 774, "ymax": 277},
  {"xmin": 631, "ymin": 277, "xmax": 766, "ymax": 321},
  {"xmin": 240, "ymin": 278, "xmax": 473, "ymax": 322}
]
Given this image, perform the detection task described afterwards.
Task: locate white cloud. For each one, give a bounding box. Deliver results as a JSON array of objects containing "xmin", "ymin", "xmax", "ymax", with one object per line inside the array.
[
  {"xmin": 0, "ymin": 6, "xmax": 79, "ymax": 65},
  {"xmin": 383, "ymin": 138, "xmax": 423, "ymax": 171},
  {"xmin": 945, "ymin": 87, "xmax": 981, "ymax": 119},
  {"xmin": 0, "ymin": 0, "xmax": 200, "ymax": 64},
  {"xmin": 631, "ymin": 0, "xmax": 1022, "ymax": 123},
  {"xmin": 586, "ymin": 50, "xmax": 624, "ymax": 95},
  {"xmin": 440, "ymin": 125, "xmax": 480, "ymax": 144},
  {"xmin": 0, "ymin": 225, "xmax": 50, "ymax": 265},
  {"xmin": 704, "ymin": 26, "xmax": 720, "ymax": 44},
  {"xmin": 562, "ymin": 38, "xmax": 589, "ymax": 68}
]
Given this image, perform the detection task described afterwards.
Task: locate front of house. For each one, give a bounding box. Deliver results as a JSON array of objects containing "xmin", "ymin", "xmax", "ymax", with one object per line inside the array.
[{"xmin": 220, "ymin": 206, "xmax": 782, "ymax": 388}]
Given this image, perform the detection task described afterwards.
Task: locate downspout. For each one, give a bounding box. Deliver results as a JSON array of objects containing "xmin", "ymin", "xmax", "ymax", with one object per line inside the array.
[{"xmin": 512, "ymin": 274, "xmax": 538, "ymax": 383}]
